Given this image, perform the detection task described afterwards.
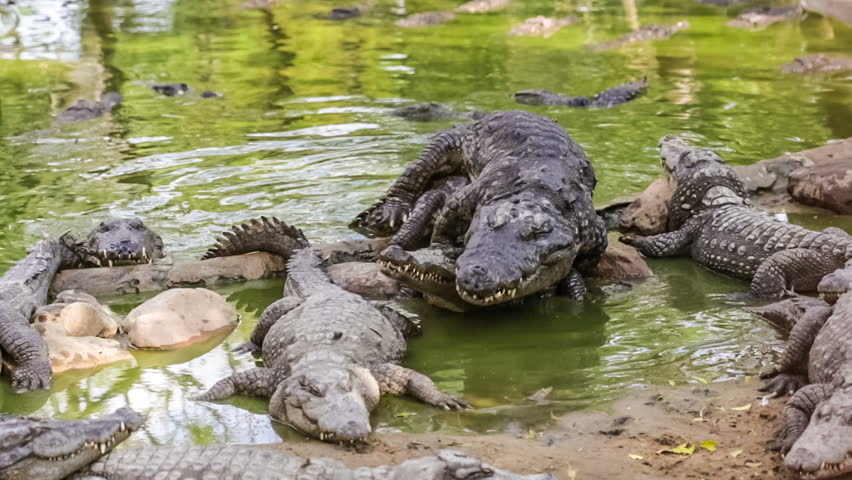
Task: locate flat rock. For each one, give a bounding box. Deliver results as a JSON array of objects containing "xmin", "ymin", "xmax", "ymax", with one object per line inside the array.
[
  {"xmin": 123, "ymin": 288, "xmax": 239, "ymax": 350},
  {"xmin": 396, "ymin": 11, "xmax": 456, "ymax": 27},
  {"xmin": 456, "ymin": 0, "xmax": 509, "ymax": 13},
  {"xmin": 801, "ymin": 0, "xmax": 852, "ymax": 26},
  {"xmin": 788, "ymin": 157, "xmax": 852, "ymax": 214},
  {"xmin": 327, "ymin": 262, "xmax": 400, "ymax": 299},
  {"xmin": 508, "ymin": 16, "xmax": 577, "ymax": 37},
  {"xmin": 620, "ymin": 178, "xmax": 673, "ymax": 235},
  {"xmin": 594, "ymin": 237, "xmax": 653, "ymax": 282},
  {"xmin": 34, "ymin": 322, "xmax": 135, "ymax": 374}
]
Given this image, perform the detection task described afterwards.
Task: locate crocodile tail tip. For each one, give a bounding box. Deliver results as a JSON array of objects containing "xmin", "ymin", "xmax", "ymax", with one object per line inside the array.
[{"xmin": 201, "ymin": 216, "xmax": 308, "ymax": 260}]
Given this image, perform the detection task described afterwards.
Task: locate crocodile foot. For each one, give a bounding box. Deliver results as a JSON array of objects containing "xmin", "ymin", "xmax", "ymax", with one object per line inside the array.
[{"xmin": 759, "ymin": 369, "xmax": 806, "ymax": 396}]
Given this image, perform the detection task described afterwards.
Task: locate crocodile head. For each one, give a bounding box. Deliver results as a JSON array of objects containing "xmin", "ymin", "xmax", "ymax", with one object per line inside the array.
[
  {"xmin": 82, "ymin": 218, "xmax": 164, "ymax": 267},
  {"xmin": 269, "ymin": 364, "xmax": 380, "ymax": 443},
  {"xmin": 454, "ymin": 197, "xmax": 579, "ymax": 306},
  {"xmin": 785, "ymin": 388, "xmax": 852, "ymax": 479},
  {"xmin": 819, "ymin": 263, "xmax": 852, "ymax": 303},
  {"xmin": 658, "ymin": 135, "xmax": 750, "ymax": 229},
  {"xmin": 0, "ymin": 408, "xmax": 144, "ymax": 480}
]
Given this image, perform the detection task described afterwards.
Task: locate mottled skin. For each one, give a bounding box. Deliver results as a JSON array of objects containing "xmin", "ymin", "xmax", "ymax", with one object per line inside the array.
[
  {"xmin": 75, "ymin": 447, "xmax": 554, "ymax": 480},
  {"xmin": 54, "ymin": 92, "xmax": 123, "ymax": 125},
  {"xmin": 753, "ymin": 293, "xmax": 852, "ymax": 479},
  {"xmin": 620, "ymin": 135, "xmax": 852, "ymax": 299},
  {"xmin": 589, "ymin": 21, "xmax": 689, "ymax": 51},
  {"xmin": 389, "ymin": 102, "xmax": 485, "ymax": 122},
  {"xmin": 354, "ymin": 111, "xmax": 607, "ymax": 307},
  {"xmin": 0, "ymin": 218, "xmax": 162, "ymax": 392},
  {"xmin": 0, "ymin": 408, "xmax": 143, "ymax": 480},
  {"xmin": 194, "ymin": 217, "xmax": 466, "ymax": 442},
  {"xmin": 514, "ymin": 78, "xmax": 648, "ymax": 109}
]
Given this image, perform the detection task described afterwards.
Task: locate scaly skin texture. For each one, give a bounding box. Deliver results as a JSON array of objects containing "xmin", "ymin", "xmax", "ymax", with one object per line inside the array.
[
  {"xmin": 353, "ymin": 111, "xmax": 607, "ymax": 307},
  {"xmin": 195, "ymin": 217, "xmax": 467, "ymax": 443},
  {"xmin": 589, "ymin": 21, "xmax": 689, "ymax": 51},
  {"xmin": 513, "ymin": 78, "xmax": 648, "ymax": 108},
  {"xmin": 75, "ymin": 446, "xmax": 555, "ymax": 480},
  {"xmin": 54, "ymin": 92, "xmax": 123, "ymax": 125},
  {"xmin": 0, "ymin": 218, "xmax": 163, "ymax": 392},
  {"xmin": 0, "ymin": 408, "xmax": 143, "ymax": 480},
  {"xmin": 620, "ymin": 135, "xmax": 852, "ymax": 299},
  {"xmin": 753, "ymin": 293, "xmax": 852, "ymax": 479}
]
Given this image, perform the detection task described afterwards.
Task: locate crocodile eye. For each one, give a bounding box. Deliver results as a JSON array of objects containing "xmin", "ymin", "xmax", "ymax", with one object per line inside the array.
[
  {"xmin": 816, "ymin": 405, "xmax": 833, "ymax": 420},
  {"xmin": 97, "ymin": 222, "xmax": 109, "ymax": 233}
]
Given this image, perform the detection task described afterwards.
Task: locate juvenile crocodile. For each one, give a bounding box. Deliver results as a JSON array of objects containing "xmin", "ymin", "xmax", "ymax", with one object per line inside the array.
[
  {"xmin": 389, "ymin": 103, "xmax": 486, "ymax": 122},
  {"xmin": 54, "ymin": 93, "xmax": 123, "ymax": 125},
  {"xmin": 0, "ymin": 408, "xmax": 143, "ymax": 480},
  {"xmin": 589, "ymin": 21, "xmax": 689, "ymax": 51},
  {"xmin": 194, "ymin": 217, "xmax": 467, "ymax": 442},
  {"xmin": 353, "ymin": 111, "xmax": 607, "ymax": 307},
  {"xmin": 0, "ymin": 218, "xmax": 163, "ymax": 392},
  {"xmin": 514, "ymin": 78, "xmax": 648, "ymax": 108},
  {"xmin": 753, "ymin": 292, "xmax": 852, "ymax": 478},
  {"xmin": 620, "ymin": 135, "xmax": 852, "ymax": 298}
]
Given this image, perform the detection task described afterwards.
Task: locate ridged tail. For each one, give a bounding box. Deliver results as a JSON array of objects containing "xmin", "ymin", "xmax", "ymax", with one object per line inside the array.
[{"xmin": 202, "ymin": 217, "xmax": 309, "ymax": 260}]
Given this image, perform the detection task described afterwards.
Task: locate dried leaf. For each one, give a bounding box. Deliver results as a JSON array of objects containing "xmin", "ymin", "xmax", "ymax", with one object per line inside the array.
[
  {"xmin": 692, "ymin": 417, "xmax": 706, "ymax": 423},
  {"xmin": 692, "ymin": 376, "xmax": 709, "ymax": 384},
  {"xmin": 729, "ymin": 449, "xmax": 743, "ymax": 458},
  {"xmin": 700, "ymin": 440, "xmax": 718, "ymax": 452},
  {"xmin": 527, "ymin": 428, "xmax": 538, "ymax": 439},
  {"xmin": 745, "ymin": 461, "xmax": 762, "ymax": 468},
  {"xmin": 628, "ymin": 454, "xmax": 644, "ymax": 460},
  {"xmin": 672, "ymin": 443, "xmax": 695, "ymax": 455},
  {"xmin": 395, "ymin": 412, "xmax": 416, "ymax": 418},
  {"xmin": 730, "ymin": 403, "xmax": 752, "ymax": 411},
  {"xmin": 668, "ymin": 380, "xmax": 676, "ymax": 386}
]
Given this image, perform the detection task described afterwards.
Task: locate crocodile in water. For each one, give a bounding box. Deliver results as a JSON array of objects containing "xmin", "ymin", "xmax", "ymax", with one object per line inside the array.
[
  {"xmin": 514, "ymin": 78, "xmax": 648, "ymax": 108},
  {"xmin": 589, "ymin": 21, "xmax": 689, "ymax": 51}
]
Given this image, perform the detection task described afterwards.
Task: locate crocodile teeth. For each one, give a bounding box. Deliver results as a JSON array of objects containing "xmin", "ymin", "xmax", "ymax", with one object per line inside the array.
[
  {"xmin": 99, "ymin": 443, "xmax": 106, "ymax": 454},
  {"xmin": 142, "ymin": 247, "xmax": 146, "ymax": 258},
  {"xmin": 119, "ymin": 422, "xmax": 126, "ymax": 432},
  {"xmin": 108, "ymin": 259, "xmax": 113, "ymax": 268}
]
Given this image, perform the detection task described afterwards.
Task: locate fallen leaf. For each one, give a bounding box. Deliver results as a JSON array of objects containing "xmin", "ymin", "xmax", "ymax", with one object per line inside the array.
[
  {"xmin": 628, "ymin": 454, "xmax": 644, "ymax": 460},
  {"xmin": 668, "ymin": 380, "xmax": 676, "ymax": 386},
  {"xmin": 730, "ymin": 403, "xmax": 752, "ymax": 411},
  {"xmin": 395, "ymin": 412, "xmax": 416, "ymax": 418},
  {"xmin": 745, "ymin": 461, "xmax": 762, "ymax": 468},
  {"xmin": 730, "ymin": 449, "xmax": 743, "ymax": 458},
  {"xmin": 743, "ymin": 375, "xmax": 752, "ymax": 383},
  {"xmin": 660, "ymin": 443, "xmax": 697, "ymax": 455},
  {"xmin": 527, "ymin": 428, "xmax": 538, "ymax": 439},
  {"xmin": 567, "ymin": 465, "xmax": 577, "ymax": 480},
  {"xmin": 692, "ymin": 376, "xmax": 709, "ymax": 384},
  {"xmin": 692, "ymin": 417, "xmax": 706, "ymax": 423},
  {"xmin": 550, "ymin": 411, "xmax": 559, "ymax": 420},
  {"xmin": 700, "ymin": 440, "xmax": 718, "ymax": 452}
]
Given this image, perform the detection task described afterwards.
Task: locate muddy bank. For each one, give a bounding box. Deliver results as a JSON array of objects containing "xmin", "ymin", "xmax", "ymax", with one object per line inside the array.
[{"xmin": 275, "ymin": 380, "xmax": 792, "ymax": 479}]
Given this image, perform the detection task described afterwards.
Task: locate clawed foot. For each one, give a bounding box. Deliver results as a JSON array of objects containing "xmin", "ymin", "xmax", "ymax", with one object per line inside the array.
[
  {"xmin": 618, "ymin": 234, "xmax": 639, "ymax": 246},
  {"xmin": 433, "ymin": 394, "xmax": 471, "ymax": 411},
  {"xmin": 759, "ymin": 369, "xmax": 805, "ymax": 396},
  {"xmin": 11, "ymin": 364, "xmax": 52, "ymax": 393},
  {"xmin": 232, "ymin": 341, "xmax": 260, "ymax": 356}
]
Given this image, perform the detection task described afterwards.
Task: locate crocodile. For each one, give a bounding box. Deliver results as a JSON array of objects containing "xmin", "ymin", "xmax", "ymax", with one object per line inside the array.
[
  {"xmin": 0, "ymin": 408, "xmax": 143, "ymax": 480},
  {"xmin": 54, "ymin": 93, "xmax": 123, "ymax": 125},
  {"xmin": 194, "ymin": 217, "xmax": 467, "ymax": 442},
  {"xmin": 389, "ymin": 103, "xmax": 486, "ymax": 122},
  {"xmin": 752, "ymin": 292, "xmax": 852, "ymax": 478},
  {"xmin": 589, "ymin": 21, "xmax": 689, "ymax": 51},
  {"xmin": 781, "ymin": 54, "xmax": 852, "ymax": 74},
  {"xmin": 0, "ymin": 218, "xmax": 163, "ymax": 392},
  {"xmin": 76, "ymin": 446, "xmax": 554, "ymax": 480},
  {"xmin": 514, "ymin": 78, "xmax": 648, "ymax": 109},
  {"xmin": 619, "ymin": 135, "xmax": 852, "ymax": 299},
  {"xmin": 727, "ymin": 5, "xmax": 804, "ymax": 30},
  {"xmin": 353, "ymin": 110, "xmax": 607, "ymax": 307}
]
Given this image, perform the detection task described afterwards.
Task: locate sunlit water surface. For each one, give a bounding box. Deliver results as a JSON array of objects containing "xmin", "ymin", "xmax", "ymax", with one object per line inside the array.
[{"xmin": 1, "ymin": 0, "xmax": 851, "ymax": 446}]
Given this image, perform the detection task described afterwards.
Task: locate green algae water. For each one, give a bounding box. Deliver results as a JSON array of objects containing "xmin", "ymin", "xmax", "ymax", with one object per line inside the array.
[{"xmin": 1, "ymin": 0, "xmax": 851, "ymax": 446}]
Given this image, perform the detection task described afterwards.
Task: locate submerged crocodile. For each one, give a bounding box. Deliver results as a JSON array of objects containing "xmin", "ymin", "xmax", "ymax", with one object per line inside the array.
[
  {"xmin": 354, "ymin": 110, "xmax": 607, "ymax": 307},
  {"xmin": 0, "ymin": 218, "xmax": 163, "ymax": 392},
  {"xmin": 752, "ymin": 292, "xmax": 852, "ymax": 478},
  {"xmin": 194, "ymin": 217, "xmax": 467, "ymax": 442},
  {"xmin": 781, "ymin": 54, "xmax": 852, "ymax": 74},
  {"xmin": 589, "ymin": 21, "xmax": 689, "ymax": 51},
  {"xmin": 0, "ymin": 408, "xmax": 143, "ymax": 480},
  {"xmin": 727, "ymin": 5, "xmax": 803, "ymax": 29},
  {"xmin": 389, "ymin": 102, "xmax": 486, "ymax": 122},
  {"xmin": 54, "ymin": 93, "xmax": 123, "ymax": 125},
  {"xmin": 514, "ymin": 78, "xmax": 648, "ymax": 108},
  {"xmin": 1, "ymin": 408, "xmax": 552, "ymax": 479},
  {"xmin": 620, "ymin": 135, "xmax": 852, "ymax": 299}
]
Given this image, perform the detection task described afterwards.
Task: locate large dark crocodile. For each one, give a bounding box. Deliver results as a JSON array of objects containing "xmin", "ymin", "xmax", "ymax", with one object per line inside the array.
[
  {"xmin": 514, "ymin": 78, "xmax": 648, "ymax": 109},
  {"xmin": 0, "ymin": 218, "xmax": 163, "ymax": 392},
  {"xmin": 620, "ymin": 135, "xmax": 852, "ymax": 299},
  {"xmin": 353, "ymin": 110, "xmax": 607, "ymax": 307},
  {"xmin": 194, "ymin": 217, "xmax": 467, "ymax": 442},
  {"xmin": 751, "ymin": 292, "xmax": 852, "ymax": 479},
  {"xmin": 0, "ymin": 408, "xmax": 143, "ymax": 480}
]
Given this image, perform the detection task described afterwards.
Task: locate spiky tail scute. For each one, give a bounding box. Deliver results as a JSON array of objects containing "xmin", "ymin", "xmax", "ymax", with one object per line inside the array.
[{"xmin": 202, "ymin": 217, "xmax": 309, "ymax": 261}]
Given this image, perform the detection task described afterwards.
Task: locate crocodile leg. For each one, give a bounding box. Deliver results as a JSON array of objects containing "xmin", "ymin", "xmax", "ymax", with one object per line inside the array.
[
  {"xmin": 232, "ymin": 296, "xmax": 302, "ymax": 355},
  {"xmin": 557, "ymin": 269, "xmax": 586, "ymax": 301},
  {"xmin": 372, "ymin": 302, "xmax": 422, "ymax": 338},
  {"xmin": 619, "ymin": 213, "xmax": 704, "ymax": 257},
  {"xmin": 372, "ymin": 363, "xmax": 469, "ymax": 410},
  {"xmin": 781, "ymin": 383, "xmax": 832, "ymax": 453},
  {"xmin": 749, "ymin": 249, "xmax": 846, "ymax": 298},
  {"xmin": 192, "ymin": 367, "xmax": 285, "ymax": 401},
  {"xmin": 388, "ymin": 176, "xmax": 468, "ymax": 249},
  {"xmin": 760, "ymin": 304, "xmax": 833, "ymax": 395},
  {"xmin": 365, "ymin": 126, "xmax": 467, "ymax": 231},
  {"xmin": 431, "ymin": 185, "xmax": 479, "ymax": 246},
  {"xmin": 0, "ymin": 302, "xmax": 52, "ymax": 393}
]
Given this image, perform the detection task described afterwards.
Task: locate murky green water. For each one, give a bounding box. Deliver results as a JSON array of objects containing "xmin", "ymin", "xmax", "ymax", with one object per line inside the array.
[{"xmin": 1, "ymin": 0, "xmax": 851, "ymax": 446}]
